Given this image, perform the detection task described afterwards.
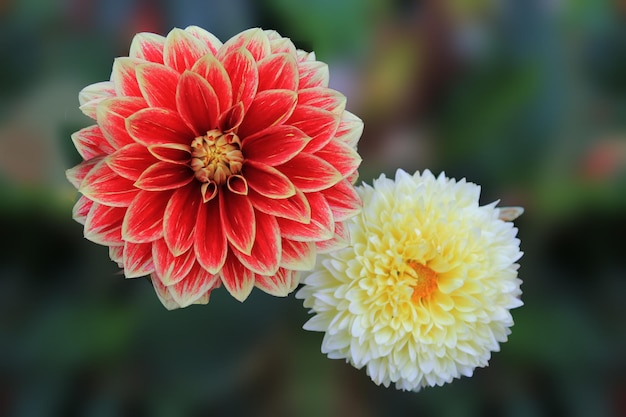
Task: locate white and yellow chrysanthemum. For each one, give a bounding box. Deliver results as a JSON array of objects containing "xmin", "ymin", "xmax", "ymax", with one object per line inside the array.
[{"xmin": 296, "ymin": 169, "xmax": 523, "ymax": 391}]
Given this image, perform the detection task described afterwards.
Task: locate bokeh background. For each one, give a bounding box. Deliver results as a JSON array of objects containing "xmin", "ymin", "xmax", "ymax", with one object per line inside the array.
[{"xmin": 1, "ymin": 0, "xmax": 625, "ymax": 416}]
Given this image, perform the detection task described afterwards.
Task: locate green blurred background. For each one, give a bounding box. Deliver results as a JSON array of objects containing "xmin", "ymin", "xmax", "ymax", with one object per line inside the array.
[{"xmin": 1, "ymin": 0, "xmax": 625, "ymax": 416}]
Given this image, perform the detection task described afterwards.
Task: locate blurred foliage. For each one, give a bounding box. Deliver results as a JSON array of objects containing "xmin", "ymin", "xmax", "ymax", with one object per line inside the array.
[{"xmin": 1, "ymin": 0, "xmax": 625, "ymax": 416}]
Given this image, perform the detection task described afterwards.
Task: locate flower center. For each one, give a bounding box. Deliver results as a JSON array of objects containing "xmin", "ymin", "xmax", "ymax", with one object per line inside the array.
[
  {"xmin": 407, "ymin": 261, "xmax": 438, "ymax": 303},
  {"xmin": 190, "ymin": 129, "xmax": 243, "ymax": 186}
]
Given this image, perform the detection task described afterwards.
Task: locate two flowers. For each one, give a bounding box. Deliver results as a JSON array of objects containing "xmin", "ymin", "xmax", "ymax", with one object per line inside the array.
[{"xmin": 67, "ymin": 26, "xmax": 523, "ymax": 392}]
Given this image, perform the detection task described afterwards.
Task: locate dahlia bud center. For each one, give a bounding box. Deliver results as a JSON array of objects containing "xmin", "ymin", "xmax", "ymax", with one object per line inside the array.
[
  {"xmin": 407, "ymin": 261, "xmax": 438, "ymax": 303},
  {"xmin": 190, "ymin": 130, "xmax": 243, "ymax": 185}
]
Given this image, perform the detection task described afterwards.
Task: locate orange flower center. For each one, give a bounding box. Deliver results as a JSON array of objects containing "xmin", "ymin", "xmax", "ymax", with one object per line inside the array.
[
  {"xmin": 190, "ymin": 129, "xmax": 243, "ymax": 186},
  {"xmin": 407, "ymin": 261, "xmax": 438, "ymax": 303}
]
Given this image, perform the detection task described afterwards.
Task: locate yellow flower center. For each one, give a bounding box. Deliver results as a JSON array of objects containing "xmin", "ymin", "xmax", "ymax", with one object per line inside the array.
[
  {"xmin": 190, "ymin": 129, "xmax": 243, "ymax": 186},
  {"xmin": 407, "ymin": 261, "xmax": 438, "ymax": 303}
]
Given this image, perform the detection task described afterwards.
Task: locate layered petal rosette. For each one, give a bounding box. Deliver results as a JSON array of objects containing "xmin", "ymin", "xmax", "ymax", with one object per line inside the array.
[
  {"xmin": 297, "ymin": 169, "xmax": 523, "ymax": 391},
  {"xmin": 67, "ymin": 27, "xmax": 363, "ymax": 309}
]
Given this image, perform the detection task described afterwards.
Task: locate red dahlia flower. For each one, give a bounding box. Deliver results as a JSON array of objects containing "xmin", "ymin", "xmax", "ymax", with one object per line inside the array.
[{"xmin": 67, "ymin": 26, "xmax": 363, "ymax": 309}]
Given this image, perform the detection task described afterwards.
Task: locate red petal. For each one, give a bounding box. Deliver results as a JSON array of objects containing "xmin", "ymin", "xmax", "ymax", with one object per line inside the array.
[
  {"xmin": 191, "ymin": 53, "xmax": 233, "ymax": 114},
  {"xmin": 134, "ymin": 161, "xmax": 193, "ymax": 191},
  {"xmin": 123, "ymin": 241, "xmax": 154, "ymax": 278},
  {"xmin": 242, "ymin": 160, "xmax": 295, "ymax": 199},
  {"xmin": 126, "ymin": 107, "xmax": 194, "ymax": 146},
  {"xmin": 335, "ymin": 111, "xmax": 363, "ymax": 148},
  {"xmin": 79, "ymin": 81, "xmax": 116, "ymax": 120},
  {"xmin": 298, "ymin": 60, "xmax": 329, "ymax": 89},
  {"xmin": 298, "ymin": 87, "xmax": 346, "ymax": 114},
  {"xmin": 280, "ymin": 239, "xmax": 316, "ymax": 271},
  {"xmin": 218, "ymin": 102, "xmax": 245, "ymax": 133},
  {"xmin": 195, "ymin": 198, "xmax": 227, "ymax": 273},
  {"xmin": 167, "ymin": 262, "xmax": 221, "ymax": 307},
  {"xmin": 255, "ymin": 268, "xmax": 298, "ymax": 297},
  {"xmin": 163, "ymin": 184, "xmax": 202, "ymax": 256},
  {"xmin": 121, "ymin": 189, "xmax": 171, "ymax": 242},
  {"xmin": 257, "ymin": 53, "xmax": 298, "ymax": 91},
  {"xmin": 314, "ymin": 139, "xmax": 362, "ymax": 179},
  {"xmin": 109, "ymin": 245, "xmax": 124, "ymax": 266},
  {"xmin": 321, "ymin": 178, "xmax": 362, "ymax": 222},
  {"xmin": 231, "ymin": 210, "xmax": 281, "ymax": 276},
  {"xmin": 148, "ymin": 143, "xmax": 191, "ymax": 164},
  {"xmin": 248, "ymin": 188, "xmax": 311, "ymax": 223},
  {"xmin": 276, "ymin": 153, "xmax": 342, "ymax": 192},
  {"xmin": 72, "ymin": 195, "xmax": 94, "ymax": 225},
  {"xmin": 97, "ymin": 97, "xmax": 148, "ymax": 149},
  {"xmin": 315, "ymin": 220, "xmax": 350, "ymax": 253},
  {"xmin": 221, "ymin": 47, "xmax": 258, "ymax": 111},
  {"xmin": 79, "ymin": 159, "xmax": 138, "ymax": 207},
  {"xmin": 111, "ymin": 57, "xmax": 143, "ymax": 97},
  {"xmin": 71, "ymin": 125, "xmax": 116, "ymax": 160},
  {"xmin": 184, "ymin": 25, "xmax": 222, "ymax": 55},
  {"xmin": 277, "ymin": 193, "xmax": 334, "ymax": 242},
  {"xmin": 67, "ymin": 157, "xmax": 102, "ymax": 189},
  {"xmin": 219, "ymin": 190, "xmax": 255, "ymax": 255},
  {"xmin": 242, "ymin": 125, "xmax": 309, "ymax": 166},
  {"xmin": 84, "ymin": 202, "xmax": 125, "ymax": 245},
  {"xmin": 152, "ymin": 239, "xmax": 197, "ymax": 286},
  {"xmin": 220, "ymin": 251, "xmax": 255, "ymax": 301},
  {"xmin": 129, "ymin": 32, "xmax": 165, "ymax": 63},
  {"xmin": 266, "ymin": 31, "xmax": 297, "ymax": 55},
  {"xmin": 106, "ymin": 143, "xmax": 156, "ymax": 181},
  {"xmin": 163, "ymin": 28, "xmax": 211, "ymax": 73},
  {"xmin": 237, "ymin": 89, "xmax": 297, "ymax": 138},
  {"xmin": 176, "ymin": 70, "xmax": 220, "ymax": 135},
  {"xmin": 218, "ymin": 28, "xmax": 270, "ymax": 62},
  {"xmin": 288, "ymin": 106, "xmax": 340, "ymax": 153},
  {"xmin": 135, "ymin": 63, "xmax": 179, "ymax": 109}
]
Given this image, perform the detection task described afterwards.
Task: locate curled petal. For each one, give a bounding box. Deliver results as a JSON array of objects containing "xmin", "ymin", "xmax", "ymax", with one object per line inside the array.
[
  {"xmin": 67, "ymin": 157, "xmax": 102, "ymax": 189},
  {"xmin": 148, "ymin": 143, "xmax": 191, "ymax": 164},
  {"xmin": 277, "ymin": 193, "xmax": 334, "ymax": 242},
  {"xmin": 321, "ymin": 178, "xmax": 362, "ymax": 222},
  {"xmin": 111, "ymin": 57, "xmax": 143, "ymax": 97},
  {"xmin": 126, "ymin": 107, "xmax": 194, "ymax": 146},
  {"xmin": 201, "ymin": 182, "xmax": 218, "ymax": 203},
  {"xmin": 227, "ymin": 175, "xmax": 248, "ymax": 195},
  {"xmin": 243, "ymin": 160, "xmax": 295, "ymax": 199},
  {"xmin": 123, "ymin": 241, "xmax": 154, "ymax": 278},
  {"xmin": 280, "ymin": 239, "xmax": 316, "ymax": 271},
  {"xmin": 218, "ymin": 28, "xmax": 270, "ymax": 62},
  {"xmin": 152, "ymin": 239, "xmax": 197, "ymax": 286},
  {"xmin": 122, "ymin": 190, "xmax": 172, "ymax": 243},
  {"xmin": 219, "ymin": 190, "xmax": 255, "ymax": 255},
  {"xmin": 315, "ymin": 139, "xmax": 362, "ymax": 179},
  {"xmin": 72, "ymin": 195, "xmax": 94, "ymax": 225},
  {"xmin": 195, "ymin": 198, "xmax": 227, "ymax": 274},
  {"xmin": 257, "ymin": 53, "xmax": 298, "ymax": 91},
  {"xmin": 237, "ymin": 89, "xmax": 298, "ymax": 138},
  {"xmin": 277, "ymin": 153, "xmax": 342, "ymax": 192},
  {"xmin": 218, "ymin": 102, "xmax": 245, "ymax": 133},
  {"xmin": 184, "ymin": 25, "xmax": 222, "ymax": 55},
  {"xmin": 106, "ymin": 143, "xmax": 156, "ymax": 181},
  {"xmin": 134, "ymin": 161, "xmax": 193, "ymax": 191},
  {"xmin": 231, "ymin": 210, "xmax": 281, "ymax": 276},
  {"xmin": 163, "ymin": 184, "xmax": 202, "ymax": 256},
  {"xmin": 135, "ymin": 63, "xmax": 179, "ymax": 109},
  {"xmin": 255, "ymin": 268, "xmax": 298, "ymax": 297},
  {"xmin": 176, "ymin": 70, "xmax": 220, "ymax": 135},
  {"xmin": 97, "ymin": 97, "xmax": 148, "ymax": 149},
  {"xmin": 129, "ymin": 32, "xmax": 165, "ymax": 63},
  {"xmin": 79, "ymin": 159, "xmax": 138, "ymax": 207},
  {"xmin": 220, "ymin": 252, "xmax": 255, "ymax": 302},
  {"xmin": 298, "ymin": 87, "xmax": 346, "ymax": 115},
  {"xmin": 163, "ymin": 28, "xmax": 212, "ymax": 73},
  {"xmin": 242, "ymin": 125, "xmax": 309, "ymax": 166},
  {"xmin": 191, "ymin": 54, "xmax": 233, "ymax": 113},
  {"xmin": 220, "ymin": 47, "xmax": 258, "ymax": 111},
  {"xmin": 84, "ymin": 202, "xmax": 125, "ymax": 245},
  {"xmin": 79, "ymin": 81, "xmax": 116, "ymax": 119},
  {"xmin": 248, "ymin": 188, "xmax": 311, "ymax": 223},
  {"xmin": 71, "ymin": 125, "xmax": 116, "ymax": 160}
]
